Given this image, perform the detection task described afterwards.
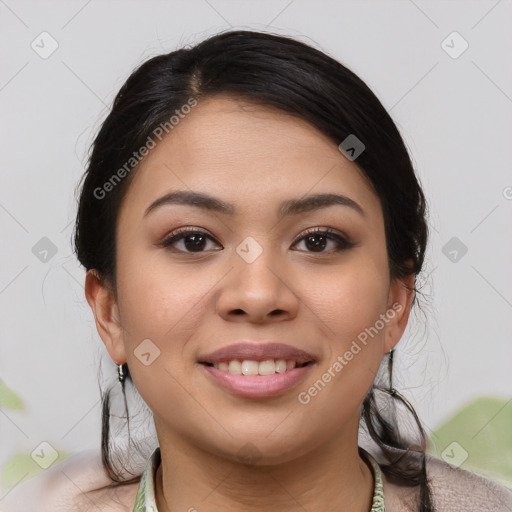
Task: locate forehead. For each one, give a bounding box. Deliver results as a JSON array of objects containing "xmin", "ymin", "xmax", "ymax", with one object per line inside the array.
[{"xmin": 118, "ymin": 96, "xmax": 380, "ymax": 222}]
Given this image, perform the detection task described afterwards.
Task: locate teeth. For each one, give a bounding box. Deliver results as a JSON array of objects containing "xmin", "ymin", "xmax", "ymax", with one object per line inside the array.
[
  {"xmin": 242, "ymin": 360, "xmax": 259, "ymax": 375},
  {"xmin": 258, "ymin": 360, "xmax": 276, "ymax": 376},
  {"xmin": 228, "ymin": 360, "xmax": 242, "ymax": 374},
  {"xmin": 275, "ymin": 360, "xmax": 287, "ymax": 373},
  {"xmin": 212, "ymin": 359, "xmax": 303, "ymax": 375}
]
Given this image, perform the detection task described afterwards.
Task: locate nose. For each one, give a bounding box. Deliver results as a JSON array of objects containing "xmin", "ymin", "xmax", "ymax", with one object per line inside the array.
[{"xmin": 215, "ymin": 245, "xmax": 300, "ymax": 324}]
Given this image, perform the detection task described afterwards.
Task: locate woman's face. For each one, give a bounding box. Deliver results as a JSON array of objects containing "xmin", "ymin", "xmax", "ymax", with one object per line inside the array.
[{"xmin": 87, "ymin": 96, "xmax": 413, "ymax": 464}]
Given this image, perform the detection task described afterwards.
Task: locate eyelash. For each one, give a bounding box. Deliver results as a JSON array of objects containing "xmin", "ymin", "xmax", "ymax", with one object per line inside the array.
[{"xmin": 159, "ymin": 227, "xmax": 355, "ymax": 254}]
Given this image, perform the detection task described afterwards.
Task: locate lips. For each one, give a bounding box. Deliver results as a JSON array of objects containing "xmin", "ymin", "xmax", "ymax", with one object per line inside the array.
[
  {"xmin": 197, "ymin": 342, "xmax": 317, "ymax": 398},
  {"xmin": 197, "ymin": 342, "xmax": 316, "ymax": 366}
]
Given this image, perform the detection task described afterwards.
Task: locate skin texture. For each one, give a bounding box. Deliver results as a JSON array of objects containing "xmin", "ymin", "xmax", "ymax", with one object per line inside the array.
[{"xmin": 84, "ymin": 96, "xmax": 415, "ymax": 512}]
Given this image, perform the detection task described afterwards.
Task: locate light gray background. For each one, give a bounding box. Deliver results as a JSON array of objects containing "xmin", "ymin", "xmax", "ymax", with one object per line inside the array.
[{"xmin": 1, "ymin": 0, "xmax": 511, "ymax": 496}]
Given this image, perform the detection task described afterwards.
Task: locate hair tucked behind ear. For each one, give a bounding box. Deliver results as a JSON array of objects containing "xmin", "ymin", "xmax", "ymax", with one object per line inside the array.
[
  {"xmin": 100, "ymin": 363, "xmax": 156, "ymax": 484},
  {"xmin": 100, "ymin": 364, "xmax": 140, "ymax": 484},
  {"xmin": 74, "ymin": 29, "xmax": 433, "ymax": 510},
  {"xmin": 361, "ymin": 349, "xmax": 434, "ymax": 510}
]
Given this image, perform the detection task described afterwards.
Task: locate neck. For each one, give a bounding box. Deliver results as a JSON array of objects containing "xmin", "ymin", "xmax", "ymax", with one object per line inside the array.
[{"xmin": 154, "ymin": 413, "xmax": 375, "ymax": 512}]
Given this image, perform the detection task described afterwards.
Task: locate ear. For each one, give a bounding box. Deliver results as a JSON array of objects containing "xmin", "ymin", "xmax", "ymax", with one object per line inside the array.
[
  {"xmin": 84, "ymin": 269, "xmax": 126, "ymax": 365},
  {"xmin": 383, "ymin": 271, "xmax": 416, "ymax": 354}
]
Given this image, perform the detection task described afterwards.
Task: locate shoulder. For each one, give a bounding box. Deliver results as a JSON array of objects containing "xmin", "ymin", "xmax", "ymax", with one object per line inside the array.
[
  {"xmin": 425, "ymin": 454, "xmax": 512, "ymax": 511},
  {"xmin": 0, "ymin": 448, "xmax": 139, "ymax": 512},
  {"xmin": 381, "ymin": 452, "xmax": 512, "ymax": 512}
]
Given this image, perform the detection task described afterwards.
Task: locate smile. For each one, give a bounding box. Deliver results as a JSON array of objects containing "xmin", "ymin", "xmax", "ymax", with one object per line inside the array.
[
  {"xmin": 200, "ymin": 361, "xmax": 315, "ymax": 399},
  {"xmin": 204, "ymin": 359, "xmax": 311, "ymax": 375}
]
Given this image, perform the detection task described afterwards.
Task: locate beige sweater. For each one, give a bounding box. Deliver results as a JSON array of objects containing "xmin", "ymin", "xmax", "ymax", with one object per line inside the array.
[
  {"xmin": 1, "ymin": 449, "xmax": 511, "ymax": 511},
  {"xmin": 382, "ymin": 453, "xmax": 512, "ymax": 511}
]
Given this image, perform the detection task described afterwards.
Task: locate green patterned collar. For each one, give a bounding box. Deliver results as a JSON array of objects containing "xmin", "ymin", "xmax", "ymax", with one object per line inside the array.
[
  {"xmin": 132, "ymin": 447, "xmax": 385, "ymax": 511},
  {"xmin": 132, "ymin": 447, "xmax": 160, "ymax": 512},
  {"xmin": 364, "ymin": 449, "xmax": 386, "ymax": 512}
]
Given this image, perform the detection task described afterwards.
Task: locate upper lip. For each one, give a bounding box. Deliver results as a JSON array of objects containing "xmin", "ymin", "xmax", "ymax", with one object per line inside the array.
[{"xmin": 198, "ymin": 342, "xmax": 316, "ymax": 365}]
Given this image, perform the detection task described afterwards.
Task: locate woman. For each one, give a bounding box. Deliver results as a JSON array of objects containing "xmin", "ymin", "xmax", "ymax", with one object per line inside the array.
[{"xmin": 3, "ymin": 30, "xmax": 511, "ymax": 512}]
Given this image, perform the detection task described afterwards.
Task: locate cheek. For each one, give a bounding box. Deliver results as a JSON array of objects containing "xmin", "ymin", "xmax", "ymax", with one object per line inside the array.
[
  {"xmin": 301, "ymin": 254, "xmax": 389, "ymax": 344},
  {"xmin": 294, "ymin": 256, "xmax": 389, "ymax": 421},
  {"xmin": 295, "ymin": 253, "xmax": 388, "ymax": 400},
  {"xmin": 115, "ymin": 255, "xmax": 216, "ymax": 420},
  {"xmin": 117, "ymin": 250, "xmax": 216, "ymax": 340}
]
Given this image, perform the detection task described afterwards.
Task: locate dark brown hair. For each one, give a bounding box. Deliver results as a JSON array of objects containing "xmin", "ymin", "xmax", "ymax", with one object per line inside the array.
[{"xmin": 74, "ymin": 29, "xmax": 432, "ymax": 510}]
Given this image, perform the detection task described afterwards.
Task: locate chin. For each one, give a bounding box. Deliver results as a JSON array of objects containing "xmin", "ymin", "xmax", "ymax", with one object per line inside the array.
[{"xmin": 204, "ymin": 431, "xmax": 315, "ymax": 467}]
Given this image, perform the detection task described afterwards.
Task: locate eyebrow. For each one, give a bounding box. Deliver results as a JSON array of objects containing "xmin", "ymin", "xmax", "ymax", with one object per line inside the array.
[{"xmin": 143, "ymin": 190, "xmax": 365, "ymax": 219}]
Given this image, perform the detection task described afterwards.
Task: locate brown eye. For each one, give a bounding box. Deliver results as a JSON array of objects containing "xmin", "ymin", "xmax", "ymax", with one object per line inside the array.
[
  {"xmin": 160, "ymin": 228, "xmax": 221, "ymax": 253},
  {"xmin": 292, "ymin": 228, "xmax": 354, "ymax": 254}
]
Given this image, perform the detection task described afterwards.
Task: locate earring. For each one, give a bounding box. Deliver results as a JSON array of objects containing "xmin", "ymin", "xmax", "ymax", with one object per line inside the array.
[
  {"xmin": 118, "ymin": 363, "xmax": 125, "ymax": 382},
  {"xmin": 388, "ymin": 349, "xmax": 396, "ymax": 396}
]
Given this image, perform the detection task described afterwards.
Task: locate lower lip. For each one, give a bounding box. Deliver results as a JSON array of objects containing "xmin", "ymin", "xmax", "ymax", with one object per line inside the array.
[{"xmin": 200, "ymin": 363, "xmax": 315, "ymax": 399}]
